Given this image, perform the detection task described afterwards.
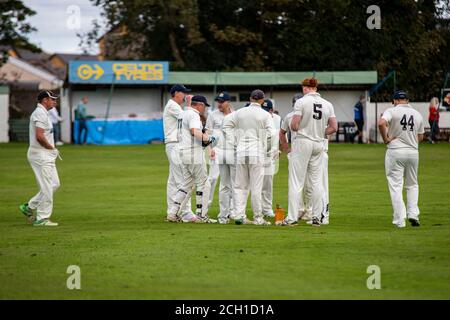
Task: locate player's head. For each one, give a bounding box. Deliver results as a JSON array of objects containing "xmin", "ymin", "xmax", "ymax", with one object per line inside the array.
[
  {"xmin": 215, "ymin": 92, "xmax": 231, "ymax": 112},
  {"xmin": 37, "ymin": 90, "xmax": 58, "ymax": 109},
  {"xmin": 82, "ymin": 96, "xmax": 89, "ymax": 104},
  {"xmin": 392, "ymin": 90, "xmax": 409, "ymax": 106},
  {"xmin": 190, "ymin": 95, "xmax": 210, "ymax": 115},
  {"xmin": 301, "ymin": 77, "xmax": 318, "ymax": 95},
  {"xmin": 250, "ymin": 89, "xmax": 265, "ymax": 105},
  {"xmin": 292, "ymin": 93, "xmax": 303, "ymax": 107},
  {"xmin": 170, "ymin": 84, "xmax": 191, "ymax": 104},
  {"xmin": 262, "ymin": 99, "xmax": 274, "ymax": 114}
]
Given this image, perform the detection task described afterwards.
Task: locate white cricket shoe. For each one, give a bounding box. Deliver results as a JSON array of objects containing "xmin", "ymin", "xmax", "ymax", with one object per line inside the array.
[
  {"xmin": 300, "ymin": 211, "xmax": 313, "ymax": 221},
  {"xmin": 234, "ymin": 218, "xmax": 254, "ymax": 225},
  {"xmin": 394, "ymin": 223, "xmax": 406, "ymax": 228},
  {"xmin": 254, "ymin": 218, "xmax": 271, "ymax": 226},
  {"xmin": 263, "ymin": 211, "xmax": 275, "ymax": 218},
  {"xmin": 218, "ymin": 218, "xmax": 229, "ymax": 224},
  {"xmin": 311, "ymin": 217, "xmax": 321, "ymax": 227},
  {"xmin": 33, "ymin": 219, "xmax": 58, "ymax": 227},
  {"xmin": 197, "ymin": 215, "xmax": 217, "ymax": 224},
  {"xmin": 166, "ymin": 214, "xmax": 181, "ymax": 222},
  {"xmin": 278, "ymin": 219, "xmax": 298, "ymax": 227},
  {"xmin": 181, "ymin": 213, "xmax": 201, "ymax": 223}
]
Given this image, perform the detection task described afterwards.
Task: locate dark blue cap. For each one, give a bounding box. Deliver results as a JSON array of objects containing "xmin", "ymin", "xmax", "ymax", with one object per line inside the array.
[
  {"xmin": 393, "ymin": 90, "xmax": 408, "ymax": 100},
  {"xmin": 191, "ymin": 95, "xmax": 210, "ymax": 107},
  {"xmin": 170, "ymin": 84, "xmax": 191, "ymax": 95},
  {"xmin": 262, "ymin": 99, "xmax": 273, "ymax": 112},
  {"xmin": 215, "ymin": 92, "xmax": 231, "ymax": 102}
]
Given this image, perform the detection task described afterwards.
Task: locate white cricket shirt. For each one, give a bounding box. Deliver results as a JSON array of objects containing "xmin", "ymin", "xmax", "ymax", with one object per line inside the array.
[
  {"xmin": 381, "ymin": 104, "xmax": 425, "ymax": 150},
  {"xmin": 222, "ymin": 103, "xmax": 275, "ymax": 158},
  {"xmin": 294, "ymin": 92, "xmax": 335, "ymax": 142},
  {"xmin": 163, "ymin": 99, "xmax": 183, "ymax": 143},
  {"xmin": 205, "ymin": 109, "xmax": 233, "ymax": 150},
  {"xmin": 177, "ymin": 107, "xmax": 203, "ymax": 154},
  {"xmin": 29, "ymin": 104, "xmax": 54, "ymax": 150}
]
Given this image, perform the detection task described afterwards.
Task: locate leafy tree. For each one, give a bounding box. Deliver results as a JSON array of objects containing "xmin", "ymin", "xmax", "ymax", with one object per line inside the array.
[
  {"xmin": 0, "ymin": 0, "xmax": 40, "ymax": 63},
  {"xmin": 84, "ymin": 0, "xmax": 450, "ymax": 100}
]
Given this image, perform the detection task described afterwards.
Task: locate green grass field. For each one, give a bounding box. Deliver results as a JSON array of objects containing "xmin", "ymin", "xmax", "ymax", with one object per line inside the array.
[{"xmin": 0, "ymin": 143, "xmax": 449, "ymax": 299}]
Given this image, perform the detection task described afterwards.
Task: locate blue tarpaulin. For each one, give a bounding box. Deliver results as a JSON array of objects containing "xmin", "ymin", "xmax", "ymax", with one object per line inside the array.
[{"xmin": 73, "ymin": 119, "xmax": 164, "ymax": 145}]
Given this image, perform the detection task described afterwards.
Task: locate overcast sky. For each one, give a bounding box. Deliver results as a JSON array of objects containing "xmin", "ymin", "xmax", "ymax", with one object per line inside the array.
[{"xmin": 23, "ymin": 0, "xmax": 106, "ymax": 54}]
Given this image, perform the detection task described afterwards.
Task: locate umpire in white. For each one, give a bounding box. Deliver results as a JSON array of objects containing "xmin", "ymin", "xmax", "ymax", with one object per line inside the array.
[
  {"xmin": 19, "ymin": 91, "xmax": 61, "ymax": 226},
  {"xmin": 378, "ymin": 91, "xmax": 424, "ymax": 228}
]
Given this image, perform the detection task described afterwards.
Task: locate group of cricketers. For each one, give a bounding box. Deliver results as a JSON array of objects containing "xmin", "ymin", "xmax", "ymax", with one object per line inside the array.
[
  {"xmin": 162, "ymin": 78, "xmax": 424, "ymax": 228},
  {"xmin": 20, "ymin": 78, "xmax": 425, "ymax": 229}
]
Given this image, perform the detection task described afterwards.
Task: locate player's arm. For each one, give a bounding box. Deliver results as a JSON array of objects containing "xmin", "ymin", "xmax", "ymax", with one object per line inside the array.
[
  {"xmin": 168, "ymin": 104, "xmax": 182, "ymax": 120},
  {"xmin": 325, "ymin": 117, "xmax": 338, "ymax": 135},
  {"xmin": 279, "ymin": 128, "xmax": 290, "ymax": 153},
  {"xmin": 222, "ymin": 113, "xmax": 237, "ymax": 146},
  {"xmin": 190, "ymin": 128, "xmax": 209, "ymax": 142},
  {"xmin": 290, "ymin": 99, "xmax": 303, "ymax": 132},
  {"xmin": 378, "ymin": 118, "xmax": 393, "ymax": 144},
  {"xmin": 222, "ymin": 115, "xmax": 236, "ymax": 153},
  {"xmin": 418, "ymin": 134, "xmax": 424, "ymax": 142},
  {"xmin": 418, "ymin": 118, "xmax": 425, "ymax": 142},
  {"xmin": 36, "ymin": 127, "xmax": 54, "ymax": 150},
  {"xmin": 265, "ymin": 116, "xmax": 276, "ymax": 154},
  {"xmin": 290, "ymin": 114, "xmax": 301, "ymax": 132},
  {"xmin": 204, "ymin": 114, "xmax": 215, "ymax": 159}
]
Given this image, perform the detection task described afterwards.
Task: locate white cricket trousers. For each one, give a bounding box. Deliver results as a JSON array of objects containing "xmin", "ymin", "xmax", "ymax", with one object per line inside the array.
[
  {"xmin": 233, "ymin": 157, "xmax": 264, "ymax": 221},
  {"xmin": 286, "ymin": 150, "xmax": 329, "ymax": 223},
  {"xmin": 385, "ymin": 148, "xmax": 420, "ymax": 226},
  {"xmin": 165, "ymin": 143, "xmax": 192, "ymax": 216},
  {"xmin": 321, "ymin": 152, "xmax": 330, "ymax": 223},
  {"xmin": 27, "ymin": 148, "xmax": 60, "ymax": 221},
  {"xmin": 218, "ymin": 163, "xmax": 236, "ymax": 222},
  {"xmin": 262, "ymin": 161, "xmax": 275, "ymax": 215},
  {"xmin": 288, "ymin": 138, "xmax": 325, "ymax": 222},
  {"xmin": 207, "ymin": 158, "xmax": 220, "ymax": 208},
  {"xmin": 169, "ymin": 151, "xmax": 211, "ymax": 217}
]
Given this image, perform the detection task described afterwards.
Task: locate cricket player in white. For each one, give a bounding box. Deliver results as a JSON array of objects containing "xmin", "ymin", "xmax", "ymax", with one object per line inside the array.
[
  {"xmin": 290, "ymin": 78, "xmax": 337, "ymax": 226},
  {"xmin": 167, "ymin": 95, "xmax": 217, "ymax": 223},
  {"xmin": 19, "ymin": 91, "xmax": 61, "ymax": 226},
  {"xmin": 205, "ymin": 105, "xmax": 219, "ymax": 209},
  {"xmin": 205, "ymin": 93, "xmax": 233, "ymax": 210},
  {"xmin": 163, "ymin": 84, "xmax": 195, "ymax": 222},
  {"xmin": 223, "ymin": 89, "xmax": 276, "ymax": 225},
  {"xmin": 280, "ymin": 93, "xmax": 312, "ymax": 224},
  {"xmin": 206, "ymin": 92, "xmax": 235, "ymax": 224},
  {"xmin": 206, "ymin": 149, "xmax": 220, "ymax": 208},
  {"xmin": 378, "ymin": 90, "xmax": 424, "ymax": 228},
  {"xmin": 261, "ymin": 99, "xmax": 282, "ymax": 218},
  {"xmin": 321, "ymin": 138, "xmax": 330, "ymax": 225}
]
